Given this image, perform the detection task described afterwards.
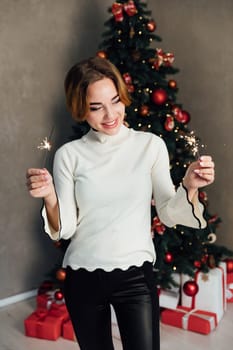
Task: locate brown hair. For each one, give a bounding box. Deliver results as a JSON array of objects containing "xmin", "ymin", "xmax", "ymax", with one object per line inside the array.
[{"xmin": 64, "ymin": 56, "xmax": 131, "ymax": 122}]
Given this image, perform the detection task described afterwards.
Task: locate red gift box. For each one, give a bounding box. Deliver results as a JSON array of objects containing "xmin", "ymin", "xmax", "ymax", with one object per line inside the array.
[
  {"xmin": 24, "ymin": 304, "xmax": 69, "ymax": 340},
  {"xmin": 50, "ymin": 302, "xmax": 69, "ymax": 317},
  {"xmin": 62, "ymin": 319, "xmax": 77, "ymax": 341},
  {"xmin": 37, "ymin": 290, "xmax": 65, "ymax": 310},
  {"xmin": 37, "ymin": 293, "xmax": 54, "ymax": 310},
  {"xmin": 227, "ymin": 272, "xmax": 233, "ymax": 284},
  {"xmin": 161, "ymin": 306, "xmax": 217, "ymax": 335}
]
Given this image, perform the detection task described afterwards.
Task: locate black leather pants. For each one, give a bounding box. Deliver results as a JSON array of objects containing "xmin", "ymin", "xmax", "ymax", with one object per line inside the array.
[{"xmin": 64, "ymin": 262, "xmax": 160, "ymax": 350}]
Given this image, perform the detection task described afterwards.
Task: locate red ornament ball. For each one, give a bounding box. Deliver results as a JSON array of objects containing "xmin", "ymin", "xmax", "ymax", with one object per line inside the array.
[
  {"xmin": 168, "ymin": 79, "xmax": 177, "ymax": 89},
  {"xmin": 147, "ymin": 20, "xmax": 156, "ymax": 32},
  {"xmin": 54, "ymin": 290, "xmax": 64, "ymax": 301},
  {"xmin": 180, "ymin": 110, "xmax": 191, "ymax": 123},
  {"xmin": 194, "ymin": 260, "xmax": 202, "ymax": 269},
  {"xmin": 183, "ymin": 280, "xmax": 199, "ymax": 297},
  {"xmin": 96, "ymin": 50, "xmax": 107, "ymax": 59},
  {"xmin": 226, "ymin": 259, "xmax": 233, "ymax": 273},
  {"xmin": 164, "ymin": 116, "xmax": 174, "ymax": 131},
  {"xmin": 152, "ymin": 88, "xmax": 168, "ymax": 105},
  {"xmin": 172, "ymin": 105, "xmax": 182, "ymax": 119},
  {"xmin": 56, "ymin": 268, "xmax": 66, "ymax": 281},
  {"xmin": 164, "ymin": 252, "xmax": 174, "ymax": 263},
  {"xmin": 173, "ymin": 109, "xmax": 190, "ymax": 123}
]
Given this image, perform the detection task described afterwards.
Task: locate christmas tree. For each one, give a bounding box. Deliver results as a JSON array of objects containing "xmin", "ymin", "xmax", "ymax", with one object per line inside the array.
[
  {"xmin": 51, "ymin": 0, "xmax": 233, "ymax": 295},
  {"xmin": 71, "ymin": 0, "xmax": 233, "ymax": 290}
]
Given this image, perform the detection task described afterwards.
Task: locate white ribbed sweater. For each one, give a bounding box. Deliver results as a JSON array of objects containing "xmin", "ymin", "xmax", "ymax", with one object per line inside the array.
[{"xmin": 42, "ymin": 124, "xmax": 206, "ymax": 271}]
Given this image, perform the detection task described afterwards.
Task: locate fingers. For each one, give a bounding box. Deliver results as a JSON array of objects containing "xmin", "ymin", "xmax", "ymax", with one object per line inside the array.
[
  {"xmin": 26, "ymin": 168, "xmax": 47, "ymax": 178},
  {"xmin": 26, "ymin": 168, "xmax": 52, "ymax": 197},
  {"xmin": 198, "ymin": 156, "xmax": 215, "ymax": 170},
  {"xmin": 193, "ymin": 156, "xmax": 215, "ymax": 183},
  {"xmin": 194, "ymin": 170, "xmax": 215, "ymax": 183}
]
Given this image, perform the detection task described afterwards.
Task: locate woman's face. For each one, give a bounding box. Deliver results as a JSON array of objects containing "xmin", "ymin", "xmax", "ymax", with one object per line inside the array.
[{"xmin": 85, "ymin": 77, "xmax": 125, "ymax": 135}]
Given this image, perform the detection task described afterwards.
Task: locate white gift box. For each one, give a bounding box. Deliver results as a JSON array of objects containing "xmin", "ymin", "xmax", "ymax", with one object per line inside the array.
[
  {"xmin": 159, "ymin": 288, "xmax": 180, "ymax": 309},
  {"xmin": 181, "ymin": 262, "xmax": 226, "ymax": 323},
  {"xmin": 159, "ymin": 273, "xmax": 181, "ymax": 309}
]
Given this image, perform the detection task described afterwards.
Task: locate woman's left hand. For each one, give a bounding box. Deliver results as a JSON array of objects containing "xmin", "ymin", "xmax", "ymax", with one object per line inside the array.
[{"xmin": 183, "ymin": 155, "xmax": 215, "ymax": 192}]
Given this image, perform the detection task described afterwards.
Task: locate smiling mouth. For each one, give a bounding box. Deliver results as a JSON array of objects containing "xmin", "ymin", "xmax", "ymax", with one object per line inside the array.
[{"xmin": 102, "ymin": 119, "xmax": 118, "ymax": 128}]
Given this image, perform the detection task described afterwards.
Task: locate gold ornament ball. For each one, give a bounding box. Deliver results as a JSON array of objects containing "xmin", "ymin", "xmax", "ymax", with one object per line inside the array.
[
  {"xmin": 56, "ymin": 268, "xmax": 67, "ymax": 281},
  {"xmin": 168, "ymin": 79, "xmax": 177, "ymax": 89},
  {"xmin": 147, "ymin": 20, "xmax": 156, "ymax": 32},
  {"xmin": 96, "ymin": 50, "xmax": 107, "ymax": 59}
]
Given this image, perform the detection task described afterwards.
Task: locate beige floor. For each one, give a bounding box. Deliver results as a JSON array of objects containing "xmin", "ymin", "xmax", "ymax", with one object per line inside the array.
[{"xmin": 0, "ymin": 297, "xmax": 233, "ymax": 350}]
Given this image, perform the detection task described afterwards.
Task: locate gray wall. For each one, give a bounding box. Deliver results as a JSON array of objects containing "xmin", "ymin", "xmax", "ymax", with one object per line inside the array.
[{"xmin": 0, "ymin": 0, "xmax": 232, "ymax": 299}]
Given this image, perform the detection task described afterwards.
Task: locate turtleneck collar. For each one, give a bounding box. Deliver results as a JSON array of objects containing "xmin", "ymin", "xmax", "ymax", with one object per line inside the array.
[{"xmin": 84, "ymin": 123, "xmax": 131, "ymax": 145}]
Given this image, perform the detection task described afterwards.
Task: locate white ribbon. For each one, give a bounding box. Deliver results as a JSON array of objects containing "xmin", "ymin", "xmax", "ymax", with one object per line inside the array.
[{"xmin": 175, "ymin": 308, "xmax": 216, "ymax": 331}]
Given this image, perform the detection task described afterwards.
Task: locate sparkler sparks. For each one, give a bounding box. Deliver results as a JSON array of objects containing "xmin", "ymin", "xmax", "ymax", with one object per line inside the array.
[
  {"xmin": 180, "ymin": 130, "xmax": 204, "ymax": 158},
  {"xmin": 184, "ymin": 131, "xmax": 200, "ymax": 157},
  {"xmin": 37, "ymin": 125, "xmax": 55, "ymax": 167},
  {"xmin": 37, "ymin": 137, "xmax": 52, "ymax": 151}
]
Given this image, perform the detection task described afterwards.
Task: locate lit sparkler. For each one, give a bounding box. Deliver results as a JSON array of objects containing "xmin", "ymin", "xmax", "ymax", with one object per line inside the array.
[
  {"xmin": 37, "ymin": 125, "xmax": 55, "ymax": 167},
  {"xmin": 181, "ymin": 130, "xmax": 204, "ymax": 159},
  {"xmin": 37, "ymin": 137, "xmax": 52, "ymax": 151}
]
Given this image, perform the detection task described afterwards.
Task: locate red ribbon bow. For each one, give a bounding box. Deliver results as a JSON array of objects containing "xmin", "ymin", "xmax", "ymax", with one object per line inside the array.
[
  {"xmin": 124, "ymin": 0, "xmax": 138, "ymax": 16},
  {"xmin": 153, "ymin": 48, "xmax": 175, "ymax": 70},
  {"xmin": 112, "ymin": 1, "xmax": 137, "ymax": 22},
  {"xmin": 152, "ymin": 216, "xmax": 166, "ymax": 235}
]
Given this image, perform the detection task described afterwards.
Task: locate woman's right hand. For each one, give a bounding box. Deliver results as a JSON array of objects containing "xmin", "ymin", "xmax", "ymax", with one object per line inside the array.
[{"xmin": 26, "ymin": 168, "xmax": 55, "ymax": 200}]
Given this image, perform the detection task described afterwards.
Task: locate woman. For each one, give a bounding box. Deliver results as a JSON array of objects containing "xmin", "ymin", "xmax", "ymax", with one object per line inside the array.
[{"xmin": 26, "ymin": 56, "xmax": 214, "ymax": 350}]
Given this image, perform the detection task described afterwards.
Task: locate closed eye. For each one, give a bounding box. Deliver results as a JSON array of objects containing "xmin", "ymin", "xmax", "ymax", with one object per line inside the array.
[
  {"xmin": 112, "ymin": 96, "xmax": 120, "ymax": 104},
  {"xmin": 89, "ymin": 106, "xmax": 103, "ymax": 111},
  {"xmin": 89, "ymin": 95, "xmax": 120, "ymax": 111}
]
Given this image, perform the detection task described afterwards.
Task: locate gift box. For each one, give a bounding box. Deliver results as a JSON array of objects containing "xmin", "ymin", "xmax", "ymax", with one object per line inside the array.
[
  {"xmin": 227, "ymin": 272, "xmax": 233, "ymax": 284},
  {"xmin": 161, "ymin": 306, "xmax": 217, "ymax": 335},
  {"xmin": 36, "ymin": 290, "xmax": 65, "ymax": 310},
  {"xmin": 24, "ymin": 304, "xmax": 69, "ymax": 340},
  {"xmin": 159, "ymin": 289, "xmax": 180, "ymax": 309},
  {"xmin": 159, "ymin": 273, "xmax": 180, "ymax": 309},
  {"xmin": 37, "ymin": 292, "xmax": 54, "ymax": 310},
  {"xmin": 62, "ymin": 319, "xmax": 77, "ymax": 341},
  {"xmin": 181, "ymin": 262, "xmax": 226, "ymax": 323}
]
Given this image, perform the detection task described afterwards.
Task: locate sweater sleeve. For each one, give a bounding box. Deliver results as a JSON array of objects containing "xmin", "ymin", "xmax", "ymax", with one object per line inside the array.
[
  {"xmin": 41, "ymin": 145, "xmax": 78, "ymax": 240},
  {"xmin": 151, "ymin": 136, "xmax": 206, "ymax": 229}
]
